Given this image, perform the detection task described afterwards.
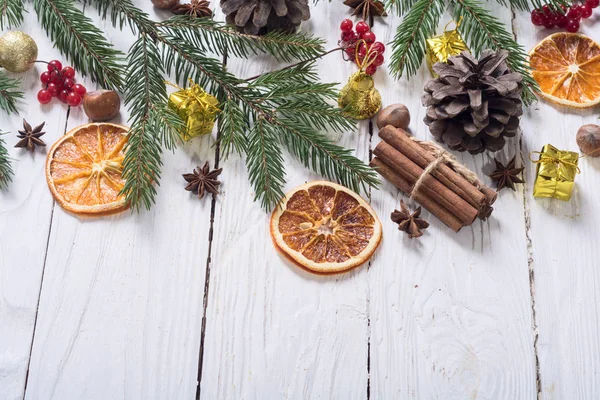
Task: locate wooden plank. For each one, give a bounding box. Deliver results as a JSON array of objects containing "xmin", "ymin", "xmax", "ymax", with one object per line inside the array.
[
  {"xmin": 199, "ymin": 2, "xmax": 371, "ymax": 398},
  {"xmin": 23, "ymin": 3, "xmax": 213, "ymax": 399},
  {"xmin": 513, "ymin": 14, "xmax": 600, "ymax": 400},
  {"xmin": 367, "ymin": 9, "xmax": 537, "ymax": 398},
  {"xmin": 0, "ymin": 4, "xmax": 71, "ymax": 399}
]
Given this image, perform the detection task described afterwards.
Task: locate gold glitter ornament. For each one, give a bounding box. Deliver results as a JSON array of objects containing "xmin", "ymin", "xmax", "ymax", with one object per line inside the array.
[
  {"xmin": 0, "ymin": 31, "xmax": 38, "ymax": 73},
  {"xmin": 425, "ymin": 20, "xmax": 469, "ymax": 77},
  {"xmin": 338, "ymin": 40, "xmax": 382, "ymax": 120},
  {"xmin": 167, "ymin": 80, "xmax": 220, "ymax": 141}
]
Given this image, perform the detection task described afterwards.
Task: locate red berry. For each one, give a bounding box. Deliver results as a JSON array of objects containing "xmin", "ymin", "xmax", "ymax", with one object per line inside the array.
[
  {"xmin": 358, "ymin": 44, "xmax": 368, "ymax": 58},
  {"xmin": 345, "ymin": 47, "xmax": 356, "ymax": 59},
  {"xmin": 37, "ymin": 89, "xmax": 52, "ymax": 104},
  {"xmin": 50, "ymin": 70, "xmax": 62, "ymax": 84},
  {"xmin": 356, "ymin": 21, "xmax": 369, "ymax": 35},
  {"xmin": 531, "ymin": 9, "xmax": 545, "ymax": 25},
  {"xmin": 568, "ymin": 5, "xmax": 582, "ymax": 19},
  {"xmin": 67, "ymin": 92, "xmax": 82, "ymax": 107},
  {"xmin": 63, "ymin": 78, "xmax": 75, "ymax": 89},
  {"xmin": 582, "ymin": 4, "xmax": 593, "ymax": 17},
  {"xmin": 365, "ymin": 65, "xmax": 377, "ymax": 75},
  {"xmin": 58, "ymin": 89, "xmax": 69, "ymax": 103},
  {"xmin": 556, "ymin": 14, "xmax": 569, "ymax": 27},
  {"xmin": 543, "ymin": 20, "xmax": 555, "ymax": 29},
  {"xmin": 361, "ymin": 31, "xmax": 376, "ymax": 43},
  {"xmin": 73, "ymin": 84, "xmax": 87, "ymax": 96},
  {"xmin": 373, "ymin": 54, "xmax": 384, "ymax": 66},
  {"xmin": 47, "ymin": 83, "xmax": 60, "ymax": 96},
  {"xmin": 587, "ymin": 0, "xmax": 599, "ymax": 9},
  {"xmin": 542, "ymin": 5, "xmax": 552, "ymax": 15},
  {"xmin": 40, "ymin": 71, "xmax": 51, "ymax": 84},
  {"xmin": 341, "ymin": 31, "xmax": 357, "ymax": 42},
  {"xmin": 62, "ymin": 66, "xmax": 75, "ymax": 79},
  {"xmin": 48, "ymin": 60, "xmax": 63, "ymax": 72},
  {"xmin": 370, "ymin": 42, "xmax": 385, "ymax": 54},
  {"xmin": 566, "ymin": 18, "xmax": 580, "ymax": 32},
  {"xmin": 340, "ymin": 19, "xmax": 353, "ymax": 32}
]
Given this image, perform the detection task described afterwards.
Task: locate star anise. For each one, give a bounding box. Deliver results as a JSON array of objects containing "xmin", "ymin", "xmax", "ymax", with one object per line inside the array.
[
  {"xmin": 390, "ymin": 200, "xmax": 429, "ymax": 239},
  {"xmin": 172, "ymin": 0, "xmax": 213, "ymax": 18},
  {"xmin": 343, "ymin": 0, "xmax": 387, "ymax": 20},
  {"xmin": 15, "ymin": 119, "xmax": 46, "ymax": 152},
  {"xmin": 183, "ymin": 161, "xmax": 222, "ymax": 199},
  {"xmin": 488, "ymin": 156, "xmax": 524, "ymax": 191}
]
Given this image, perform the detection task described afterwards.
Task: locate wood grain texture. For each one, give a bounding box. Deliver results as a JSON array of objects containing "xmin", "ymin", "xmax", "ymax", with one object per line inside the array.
[
  {"xmin": 513, "ymin": 13, "xmax": 600, "ymax": 400},
  {"xmin": 367, "ymin": 8, "xmax": 537, "ymax": 399},
  {"xmin": 22, "ymin": 2, "xmax": 213, "ymax": 399},
  {"xmin": 0, "ymin": 4, "xmax": 70, "ymax": 399},
  {"xmin": 199, "ymin": 3, "xmax": 371, "ymax": 399}
]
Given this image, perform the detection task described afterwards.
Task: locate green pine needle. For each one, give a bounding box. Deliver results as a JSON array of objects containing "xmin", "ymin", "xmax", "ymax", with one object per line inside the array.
[
  {"xmin": 0, "ymin": 132, "xmax": 13, "ymax": 190},
  {"xmin": 34, "ymin": 0, "xmax": 125, "ymax": 90},
  {"xmin": 0, "ymin": 0, "xmax": 24, "ymax": 29},
  {"xmin": 389, "ymin": 0, "xmax": 446, "ymax": 78},
  {"xmin": 0, "ymin": 71, "xmax": 23, "ymax": 114}
]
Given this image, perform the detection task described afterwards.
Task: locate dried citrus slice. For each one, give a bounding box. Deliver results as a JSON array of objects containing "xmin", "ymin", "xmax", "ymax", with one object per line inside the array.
[
  {"xmin": 45, "ymin": 123, "xmax": 129, "ymax": 215},
  {"xmin": 270, "ymin": 181, "xmax": 382, "ymax": 274},
  {"xmin": 529, "ymin": 32, "xmax": 600, "ymax": 108}
]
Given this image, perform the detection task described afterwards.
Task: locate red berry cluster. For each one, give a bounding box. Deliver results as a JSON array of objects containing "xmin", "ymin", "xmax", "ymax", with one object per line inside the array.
[
  {"xmin": 37, "ymin": 60, "xmax": 87, "ymax": 107},
  {"xmin": 339, "ymin": 19, "xmax": 385, "ymax": 75},
  {"xmin": 531, "ymin": 1, "xmax": 598, "ymax": 32}
]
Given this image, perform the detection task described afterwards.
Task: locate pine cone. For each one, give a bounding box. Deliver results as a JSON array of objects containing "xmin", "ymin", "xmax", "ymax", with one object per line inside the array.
[
  {"xmin": 422, "ymin": 50, "xmax": 523, "ymax": 154},
  {"xmin": 220, "ymin": 0, "xmax": 310, "ymax": 35}
]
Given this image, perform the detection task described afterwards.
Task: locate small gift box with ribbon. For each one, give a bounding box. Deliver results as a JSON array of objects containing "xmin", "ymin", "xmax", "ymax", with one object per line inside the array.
[
  {"xmin": 426, "ymin": 19, "xmax": 469, "ymax": 76},
  {"xmin": 531, "ymin": 144, "xmax": 580, "ymax": 201},
  {"xmin": 167, "ymin": 80, "xmax": 220, "ymax": 141}
]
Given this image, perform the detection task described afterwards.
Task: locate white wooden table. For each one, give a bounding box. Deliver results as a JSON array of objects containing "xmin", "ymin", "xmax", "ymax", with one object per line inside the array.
[{"xmin": 1, "ymin": 1, "xmax": 599, "ymax": 399}]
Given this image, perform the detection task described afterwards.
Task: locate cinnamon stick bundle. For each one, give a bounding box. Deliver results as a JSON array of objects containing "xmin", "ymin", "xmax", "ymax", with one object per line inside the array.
[{"xmin": 372, "ymin": 125, "xmax": 497, "ymax": 231}]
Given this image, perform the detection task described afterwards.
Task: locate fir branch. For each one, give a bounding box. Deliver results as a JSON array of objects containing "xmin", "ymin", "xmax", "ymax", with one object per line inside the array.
[
  {"xmin": 451, "ymin": 0, "xmax": 537, "ymax": 104},
  {"xmin": 33, "ymin": 0, "xmax": 125, "ymax": 89},
  {"xmin": 389, "ymin": 0, "xmax": 446, "ymax": 78},
  {"xmin": 0, "ymin": 132, "xmax": 13, "ymax": 190},
  {"xmin": 246, "ymin": 118, "xmax": 287, "ymax": 210},
  {"xmin": 385, "ymin": 0, "xmax": 419, "ymax": 16},
  {"xmin": 0, "ymin": 71, "xmax": 23, "ymax": 114},
  {"xmin": 0, "ymin": 0, "xmax": 24, "ymax": 29},
  {"xmin": 219, "ymin": 98, "xmax": 248, "ymax": 158}
]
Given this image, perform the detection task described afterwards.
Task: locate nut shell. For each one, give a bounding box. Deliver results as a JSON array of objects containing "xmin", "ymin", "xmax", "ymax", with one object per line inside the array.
[
  {"xmin": 376, "ymin": 104, "xmax": 410, "ymax": 130},
  {"xmin": 83, "ymin": 90, "xmax": 121, "ymax": 122},
  {"xmin": 151, "ymin": 0, "xmax": 179, "ymax": 8},
  {"xmin": 576, "ymin": 124, "xmax": 600, "ymax": 157}
]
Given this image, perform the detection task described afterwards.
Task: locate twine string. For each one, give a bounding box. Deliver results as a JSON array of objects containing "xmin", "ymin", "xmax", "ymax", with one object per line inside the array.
[{"xmin": 529, "ymin": 151, "xmax": 581, "ymax": 174}]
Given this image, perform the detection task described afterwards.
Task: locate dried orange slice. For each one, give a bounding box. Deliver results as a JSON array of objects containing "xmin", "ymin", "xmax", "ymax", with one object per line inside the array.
[
  {"xmin": 529, "ymin": 32, "xmax": 600, "ymax": 108},
  {"xmin": 45, "ymin": 123, "xmax": 129, "ymax": 215},
  {"xmin": 270, "ymin": 181, "xmax": 382, "ymax": 274}
]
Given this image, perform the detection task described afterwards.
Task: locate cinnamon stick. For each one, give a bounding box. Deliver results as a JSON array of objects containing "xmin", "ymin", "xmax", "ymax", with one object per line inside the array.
[
  {"xmin": 373, "ymin": 141, "xmax": 478, "ymax": 225},
  {"xmin": 379, "ymin": 125, "xmax": 487, "ymax": 209},
  {"xmin": 370, "ymin": 157, "xmax": 463, "ymax": 232}
]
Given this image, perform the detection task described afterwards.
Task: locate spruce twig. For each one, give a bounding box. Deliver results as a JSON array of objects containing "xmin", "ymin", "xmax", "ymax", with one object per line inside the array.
[
  {"xmin": 0, "ymin": 0, "xmax": 24, "ymax": 29},
  {"xmin": 0, "ymin": 71, "xmax": 23, "ymax": 114},
  {"xmin": 0, "ymin": 132, "xmax": 13, "ymax": 190},
  {"xmin": 33, "ymin": 0, "xmax": 125, "ymax": 90}
]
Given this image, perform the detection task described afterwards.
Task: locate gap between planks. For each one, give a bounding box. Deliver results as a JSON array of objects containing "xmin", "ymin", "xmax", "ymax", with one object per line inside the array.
[
  {"xmin": 21, "ymin": 105, "xmax": 72, "ymax": 398},
  {"xmin": 195, "ymin": 48, "xmax": 227, "ymax": 400},
  {"xmin": 510, "ymin": 7, "xmax": 542, "ymax": 398}
]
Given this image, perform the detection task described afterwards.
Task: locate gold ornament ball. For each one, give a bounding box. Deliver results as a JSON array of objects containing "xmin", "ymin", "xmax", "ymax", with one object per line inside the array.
[{"xmin": 0, "ymin": 31, "xmax": 38, "ymax": 73}]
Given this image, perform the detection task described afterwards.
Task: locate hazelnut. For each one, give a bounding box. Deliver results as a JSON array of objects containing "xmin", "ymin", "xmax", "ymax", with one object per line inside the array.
[
  {"xmin": 376, "ymin": 104, "xmax": 410, "ymax": 130},
  {"xmin": 576, "ymin": 124, "xmax": 600, "ymax": 157},
  {"xmin": 83, "ymin": 90, "xmax": 121, "ymax": 122},
  {"xmin": 151, "ymin": 0, "xmax": 179, "ymax": 9}
]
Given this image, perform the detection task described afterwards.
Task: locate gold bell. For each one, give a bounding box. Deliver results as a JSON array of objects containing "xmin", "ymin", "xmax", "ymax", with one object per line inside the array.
[{"xmin": 338, "ymin": 72, "xmax": 381, "ymax": 120}]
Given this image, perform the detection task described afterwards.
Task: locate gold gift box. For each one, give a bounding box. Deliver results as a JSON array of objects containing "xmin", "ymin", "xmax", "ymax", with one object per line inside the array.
[
  {"xmin": 425, "ymin": 22, "xmax": 469, "ymax": 76},
  {"xmin": 168, "ymin": 82, "xmax": 220, "ymax": 141},
  {"xmin": 532, "ymin": 144, "xmax": 579, "ymax": 201}
]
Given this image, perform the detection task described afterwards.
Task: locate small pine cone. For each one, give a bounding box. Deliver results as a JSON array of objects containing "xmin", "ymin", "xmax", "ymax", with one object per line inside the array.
[
  {"xmin": 422, "ymin": 50, "xmax": 523, "ymax": 154},
  {"xmin": 221, "ymin": 0, "xmax": 310, "ymax": 35}
]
